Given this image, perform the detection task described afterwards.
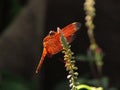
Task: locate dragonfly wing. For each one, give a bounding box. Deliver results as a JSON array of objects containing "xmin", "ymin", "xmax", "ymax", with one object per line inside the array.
[{"xmin": 61, "ymin": 22, "xmax": 81, "ymax": 43}]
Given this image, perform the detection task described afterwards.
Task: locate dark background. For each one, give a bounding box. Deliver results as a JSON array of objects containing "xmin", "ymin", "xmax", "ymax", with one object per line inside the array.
[{"xmin": 0, "ymin": 0, "xmax": 120, "ymax": 90}]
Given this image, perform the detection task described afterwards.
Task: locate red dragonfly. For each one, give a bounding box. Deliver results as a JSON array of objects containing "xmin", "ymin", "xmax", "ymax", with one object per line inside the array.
[{"xmin": 36, "ymin": 22, "xmax": 81, "ymax": 74}]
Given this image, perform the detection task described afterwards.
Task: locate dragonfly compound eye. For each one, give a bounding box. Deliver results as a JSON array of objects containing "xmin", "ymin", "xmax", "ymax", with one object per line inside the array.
[{"xmin": 49, "ymin": 31, "xmax": 55, "ymax": 36}]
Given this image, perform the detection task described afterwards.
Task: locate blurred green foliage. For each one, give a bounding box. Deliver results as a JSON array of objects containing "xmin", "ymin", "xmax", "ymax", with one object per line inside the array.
[
  {"xmin": 0, "ymin": 70, "xmax": 37, "ymax": 90},
  {"xmin": 0, "ymin": 0, "xmax": 22, "ymax": 33},
  {"xmin": 10, "ymin": 0, "xmax": 22, "ymax": 20}
]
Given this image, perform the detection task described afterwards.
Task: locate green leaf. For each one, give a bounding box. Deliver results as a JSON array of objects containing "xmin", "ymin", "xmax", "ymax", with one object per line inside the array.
[{"xmin": 60, "ymin": 32, "xmax": 69, "ymax": 50}]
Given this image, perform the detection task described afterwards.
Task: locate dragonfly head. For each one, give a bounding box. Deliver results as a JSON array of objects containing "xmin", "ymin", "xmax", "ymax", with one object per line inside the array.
[{"xmin": 49, "ymin": 30, "xmax": 56, "ymax": 36}]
